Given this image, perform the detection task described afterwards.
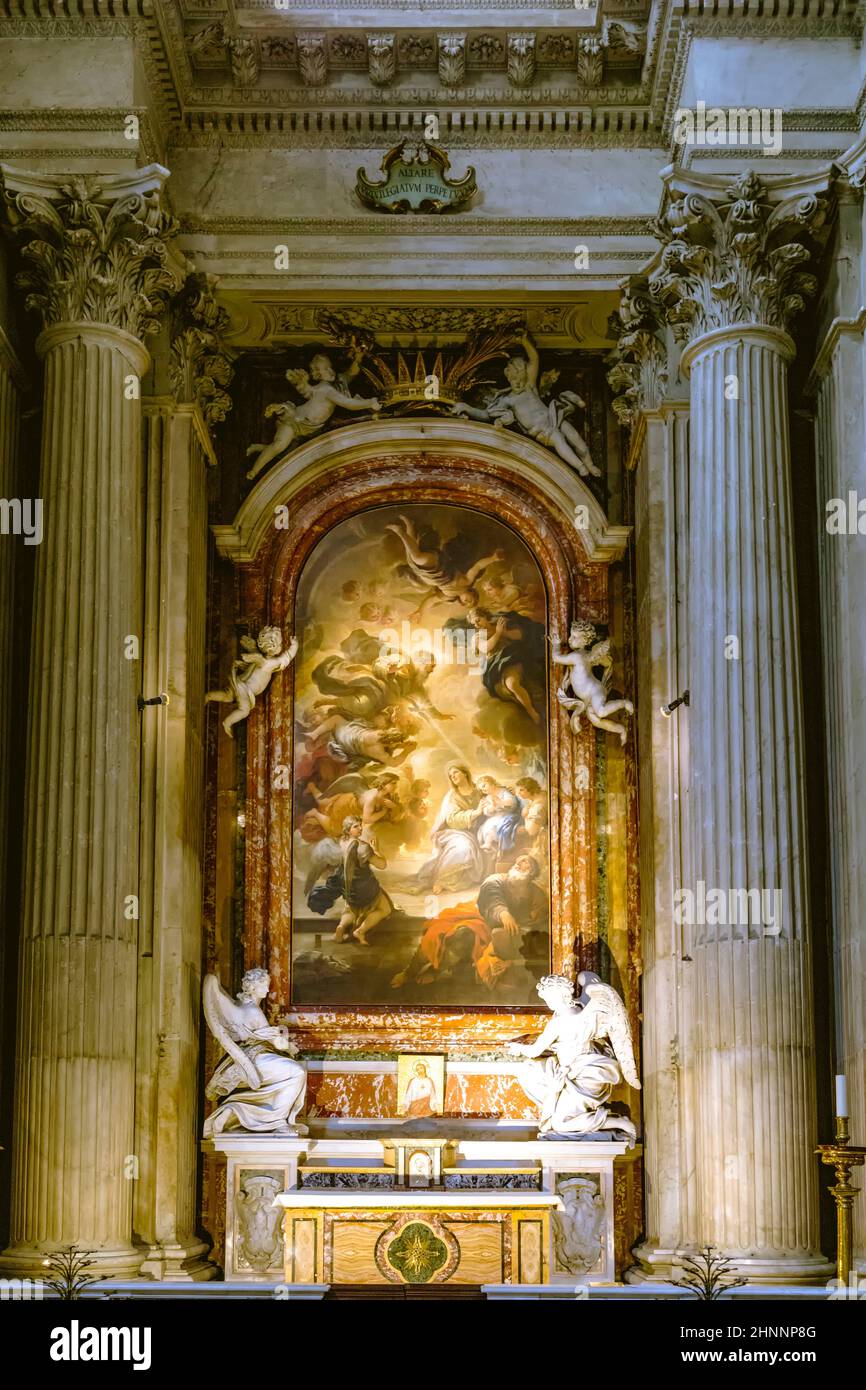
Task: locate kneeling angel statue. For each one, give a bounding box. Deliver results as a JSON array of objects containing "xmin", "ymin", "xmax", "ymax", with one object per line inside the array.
[
  {"xmin": 508, "ymin": 972, "xmax": 640, "ymax": 1143},
  {"xmin": 203, "ymin": 968, "xmax": 308, "ymax": 1137}
]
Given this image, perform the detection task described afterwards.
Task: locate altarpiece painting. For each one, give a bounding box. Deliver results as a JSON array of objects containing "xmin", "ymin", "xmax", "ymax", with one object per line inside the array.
[{"xmin": 290, "ymin": 503, "xmax": 551, "ymax": 1008}]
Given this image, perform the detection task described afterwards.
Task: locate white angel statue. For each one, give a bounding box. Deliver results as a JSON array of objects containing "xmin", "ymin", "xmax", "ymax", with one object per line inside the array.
[
  {"xmin": 202, "ymin": 968, "xmax": 308, "ymax": 1137},
  {"xmin": 507, "ymin": 972, "xmax": 640, "ymax": 1143},
  {"xmin": 246, "ymin": 350, "xmax": 382, "ymax": 480},
  {"xmin": 451, "ymin": 332, "xmax": 600, "ymax": 478},
  {"xmin": 551, "ymin": 618, "xmax": 634, "ymax": 746},
  {"xmin": 205, "ymin": 625, "xmax": 298, "ymax": 738}
]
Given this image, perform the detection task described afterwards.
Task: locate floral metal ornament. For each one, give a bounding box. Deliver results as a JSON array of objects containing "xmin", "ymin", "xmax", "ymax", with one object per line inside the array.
[{"xmin": 355, "ymin": 141, "xmax": 477, "ymax": 214}]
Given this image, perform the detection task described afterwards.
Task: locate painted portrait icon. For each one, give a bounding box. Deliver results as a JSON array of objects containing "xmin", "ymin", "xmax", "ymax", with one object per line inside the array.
[
  {"xmin": 290, "ymin": 503, "xmax": 551, "ymax": 1007},
  {"xmin": 397, "ymin": 1055, "xmax": 446, "ymax": 1118}
]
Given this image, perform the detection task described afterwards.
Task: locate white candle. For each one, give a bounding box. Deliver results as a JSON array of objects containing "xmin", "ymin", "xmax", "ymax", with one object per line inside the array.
[{"xmin": 835, "ymin": 1074, "xmax": 848, "ymax": 1118}]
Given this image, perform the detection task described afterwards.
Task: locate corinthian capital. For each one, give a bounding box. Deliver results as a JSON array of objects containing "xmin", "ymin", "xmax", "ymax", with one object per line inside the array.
[
  {"xmin": 1, "ymin": 164, "xmax": 183, "ymax": 341},
  {"xmin": 170, "ymin": 272, "xmax": 234, "ymax": 429},
  {"xmin": 606, "ymin": 279, "xmax": 668, "ymax": 427},
  {"xmin": 648, "ymin": 168, "xmax": 833, "ymax": 345}
]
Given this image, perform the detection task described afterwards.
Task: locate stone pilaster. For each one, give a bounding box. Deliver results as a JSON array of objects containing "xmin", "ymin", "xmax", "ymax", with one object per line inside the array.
[
  {"xmin": 649, "ymin": 168, "xmax": 834, "ymax": 1281},
  {"xmin": 134, "ymin": 273, "xmax": 232, "ymax": 1280},
  {"xmin": 0, "ymin": 165, "xmax": 182, "ymax": 1276},
  {"xmin": 608, "ymin": 285, "xmax": 697, "ymax": 1280},
  {"xmin": 807, "ymin": 161, "xmax": 866, "ymax": 1272},
  {"xmin": 0, "ymin": 318, "xmax": 25, "ymax": 1139}
]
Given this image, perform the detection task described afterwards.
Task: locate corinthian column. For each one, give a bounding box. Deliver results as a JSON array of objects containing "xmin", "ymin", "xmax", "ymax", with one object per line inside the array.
[
  {"xmin": 608, "ymin": 285, "xmax": 697, "ymax": 1279},
  {"xmin": 0, "ymin": 166, "xmax": 182, "ymax": 1277},
  {"xmin": 649, "ymin": 169, "xmax": 834, "ymax": 1281}
]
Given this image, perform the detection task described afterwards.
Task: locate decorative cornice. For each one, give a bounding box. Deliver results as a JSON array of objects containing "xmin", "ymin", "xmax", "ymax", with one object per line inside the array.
[
  {"xmin": 648, "ymin": 166, "xmax": 835, "ymax": 345},
  {"xmin": 169, "ymin": 270, "xmax": 234, "ymax": 428},
  {"xmin": 1, "ymin": 164, "xmax": 184, "ymax": 340},
  {"xmin": 805, "ymin": 306, "xmax": 866, "ymax": 394},
  {"xmin": 178, "ymin": 213, "xmax": 654, "ymax": 238}
]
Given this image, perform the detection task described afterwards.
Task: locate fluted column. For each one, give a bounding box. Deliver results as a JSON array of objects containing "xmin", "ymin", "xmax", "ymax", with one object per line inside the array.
[
  {"xmin": 135, "ymin": 274, "xmax": 232, "ymax": 1280},
  {"xmin": 0, "ymin": 320, "xmax": 24, "ymax": 1116},
  {"xmin": 608, "ymin": 287, "xmax": 697, "ymax": 1279},
  {"xmin": 650, "ymin": 168, "xmax": 834, "ymax": 1281},
  {"xmin": 0, "ymin": 166, "xmax": 181, "ymax": 1276},
  {"xmin": 808, "ymin": 167, "xmax": 866, "ymax": 1271}
]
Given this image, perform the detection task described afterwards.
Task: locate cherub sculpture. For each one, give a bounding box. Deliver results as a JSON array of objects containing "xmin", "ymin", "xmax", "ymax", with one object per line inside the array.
[
  {"xmin": 202, "ymin": 968, "xmax": 308, "ymax": 1137},
  {"xmin": 551, "ymin": 618, "xmax": 634, "ymax": 745},
  {"xmin": 451, "ymin": 331, "xmax": 600, "ymax": 478},
  {"xmin": 246, "ymin": 348, "xmax": 382, "ymax": 479},
  {"xmin": 507, "ymin": 972, "xmax": 640, "ymax": 1143},
  {"xmin": 205, "ymin": 625, "xmax": 298, "ymax": 737}
]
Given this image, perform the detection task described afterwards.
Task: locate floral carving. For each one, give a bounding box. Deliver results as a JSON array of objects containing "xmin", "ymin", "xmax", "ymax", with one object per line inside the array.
[
  {"xmin": 228, "ymin": 36, "xmax": 260, "ymax": 86},
  {"xmin": 577, "ymin": 37, "xmax": 604, "ymax": 87},
  {"xmin": 398, "ymin": 34, "xmax": 435, "ymax": 67},
  {"xmin": 169, "ymin": 272, "xmax": 234, "ymax": 427},
  {"xmin": 606, "ymin": 280, "xmax": 668, "ymax": 427},
  {"xmin": 330, "ymin": 34, "xmax": 365, "ymax": 66},
  {"xmin": 438, "ymin": 33, "xmax": 466, "ymax": 88},
  {"xmin": 367, "ymin": 33, "xmax": 396, "ymax": 87},
  {"xmin": 507, "ymin": 32, "xmax": 536, "ymax": 88},
  {"xmin": 4, "ymin": 173, "xmax": 182, "ymax": 339},
  {"xmin": 539, "ymin": 34, "xmax": 574, "ymax": 64},
  {"xmin": 297, "ymin": 33, "xmax": 328, "ymax": 87},
  {"xmin": 467, "ymin": 34, "xmax": 503, "ymax": 65},
  {"xmin": 261, "ymin": 36, "xmax": 296, "ymax": 66},
  {"xmin": 648, "ymin": 170, "xmax": 831, "ymax": 343}
]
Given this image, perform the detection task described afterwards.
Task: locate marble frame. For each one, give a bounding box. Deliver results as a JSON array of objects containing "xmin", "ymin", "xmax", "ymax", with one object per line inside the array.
[{"xmin": 218, "ymin": 422, "xmax": 631, "ymax": 1053}]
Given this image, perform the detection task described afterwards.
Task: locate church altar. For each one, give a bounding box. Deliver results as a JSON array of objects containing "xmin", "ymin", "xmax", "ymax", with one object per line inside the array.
[{"xmin": 204, "ymin": 1122, "xmax": 638, "ymax": 1288}]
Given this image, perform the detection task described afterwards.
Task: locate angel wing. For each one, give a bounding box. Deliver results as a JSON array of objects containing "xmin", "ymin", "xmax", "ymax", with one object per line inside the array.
[
  {"xmin": 202, "ymin": 974, "xmax": 261, "ymax": 1092},
  {"xmin": 582, "ymin": 979, "xmax": 641, "ymax": 1090},
  {"xmin": 303, "ymin": 836, "xmax": 344, "ymax": 894},
  {"xmin": 239, "ymin": 634, "xmax": 258, "ymax": 654}
]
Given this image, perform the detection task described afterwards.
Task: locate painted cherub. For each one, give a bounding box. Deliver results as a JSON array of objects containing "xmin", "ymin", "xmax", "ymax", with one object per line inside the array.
[
  {"xmin": 206, "ymin": 625, "xmax": 298, "ymax": 737},
  {"xmin": 551, "ymin": 619, "xmax": 634, "ymax": 745},
  {"xmin": 451, "ymin": 332, "xmax": 600, "ymax": 478},
  {"xmin": 246, "ymin": 349, "xmax": 382, "ymax": 480}
]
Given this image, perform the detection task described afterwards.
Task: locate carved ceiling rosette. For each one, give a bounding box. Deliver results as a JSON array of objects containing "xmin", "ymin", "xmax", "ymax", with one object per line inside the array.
[
  {"xmin": 170, "ymin": 271, "xmax": 234, "ymax": 428},
  {"xmin": 2, "ymin": 169, "xmax": 182, "ymax": 340},
  {"xmin": 606, "ymin": 279, "xmax": 668, "ymax": 428},
  {"xmin": 647, "ymin": 169, "xmax": 832, "ymax": 346}
]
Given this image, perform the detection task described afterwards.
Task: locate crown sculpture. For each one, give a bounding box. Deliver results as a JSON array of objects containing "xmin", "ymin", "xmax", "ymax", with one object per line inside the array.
[{"xmin": 317, "ymin": 309, "xmax": 525, "ymax": 411}]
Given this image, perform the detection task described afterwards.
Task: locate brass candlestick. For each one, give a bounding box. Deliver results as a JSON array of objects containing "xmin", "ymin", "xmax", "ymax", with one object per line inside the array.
[{"xmin": 817, "ymin": 1116, "xmax": 866, "ymax": 1287}]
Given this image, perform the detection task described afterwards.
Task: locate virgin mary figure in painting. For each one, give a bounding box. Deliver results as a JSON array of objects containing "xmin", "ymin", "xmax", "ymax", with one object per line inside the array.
[{"xmin": 411, "ymin": 762, "xmax": 486, "ymax": 893}]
